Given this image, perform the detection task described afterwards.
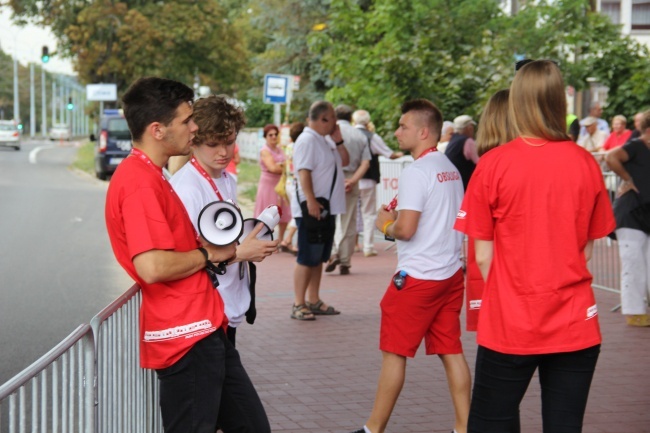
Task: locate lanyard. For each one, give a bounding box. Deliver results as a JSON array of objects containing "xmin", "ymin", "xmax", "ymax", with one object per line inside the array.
[
  {"xmin": 190, "ymin": 157, "xmax": 225, "ymax": 201},
  {"xmin": 130, "ymin": 148, "xmax": 200, "ymax": 241},
  {"xmin": 385, "ymin": 146, "xmax": 437, "ymax": 211}
]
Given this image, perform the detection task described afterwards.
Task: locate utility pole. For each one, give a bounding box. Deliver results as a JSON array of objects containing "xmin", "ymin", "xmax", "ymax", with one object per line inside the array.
[
  {"xmin": 41, "ymin": 66, "xmax": 47, "ymax": 138},
  {"xmin": 52, "ymin": 80, "xmax": 57, "ymax": 126},
  {"xmin": 30, "ymin": 63, "xmax": 35, "ymax": 138},
  {"xmin": 13, "ymin": 56, "xmax": 20, "ymax": 124}
]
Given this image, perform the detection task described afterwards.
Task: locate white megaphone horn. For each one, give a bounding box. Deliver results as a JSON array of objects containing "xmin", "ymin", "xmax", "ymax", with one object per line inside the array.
[
  {"xmin": 197, "ymin": 200, "xmax": 244, "ymax": 246},
  {"xmin": 240, "ymin": 205, "xmax": 282, "ymax": 242}
]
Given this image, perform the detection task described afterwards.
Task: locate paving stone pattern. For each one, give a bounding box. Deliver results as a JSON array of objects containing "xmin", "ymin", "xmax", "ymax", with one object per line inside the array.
[{"xmin": 235, "ymin": 243, "xmax": 650, "ymax": 433}]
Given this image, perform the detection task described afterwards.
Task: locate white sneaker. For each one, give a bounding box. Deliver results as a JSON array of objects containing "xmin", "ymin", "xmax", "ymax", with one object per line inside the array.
[{"xmin": 364, "ymin": 249, "xmax": 378, "ymax": 257}]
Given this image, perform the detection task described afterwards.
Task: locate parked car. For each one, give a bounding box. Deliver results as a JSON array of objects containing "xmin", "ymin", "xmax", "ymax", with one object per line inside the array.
[
  {"xmin": 91, "ymin": 111, "xmax": 132, "ymax": 180},
  {"xmin": 0, "ymin": 120, "xmax": 21, "ymax": 151},
  {"xmin": 49, "ymin": 123, "xmax": 71, "ymax": 141}
]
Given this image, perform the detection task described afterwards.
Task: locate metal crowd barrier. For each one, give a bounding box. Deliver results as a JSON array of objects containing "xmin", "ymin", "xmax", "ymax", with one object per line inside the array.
[
  {"xmin": 0, "ymin": 324, "xmax": 94, "ymax": 433},
  {"xmin": 90, "ymin": 284, "xmax": 162, "ymax": 433}
]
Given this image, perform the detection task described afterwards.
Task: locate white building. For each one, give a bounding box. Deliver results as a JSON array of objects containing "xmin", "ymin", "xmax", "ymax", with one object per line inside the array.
[{"xmin": 599, "ymin": 0, "xmax": 650, "ymax": 46}]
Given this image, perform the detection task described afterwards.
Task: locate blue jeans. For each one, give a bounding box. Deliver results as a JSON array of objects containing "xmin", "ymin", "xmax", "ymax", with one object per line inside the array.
[{"xmin": 468, "ymin": 344, "xmax": 600, "ymax": 433}]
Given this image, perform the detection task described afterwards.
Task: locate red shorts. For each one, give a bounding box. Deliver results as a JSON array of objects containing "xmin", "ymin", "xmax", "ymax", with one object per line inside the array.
[{"xmin": 380, "ymin": 268, "xmax": 464, "ymax": 358}]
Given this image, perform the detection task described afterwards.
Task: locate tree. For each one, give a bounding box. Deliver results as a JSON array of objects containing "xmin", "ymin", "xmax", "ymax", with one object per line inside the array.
[
  {"xmin": 312, "ymin": 0, "xmax": 508, "ymax": 140},
  {"xmin": 313, "ymin": 0, "xmax": 650, "ymax": 140},
  {"xmin": 6, "ymin": 0, "xmax": 252, "ymax": 95},
  {"xmin": 247, "ymin": 0, "xmax": 332, "ymax": 122},
  {"xmin": 503, "ymin": 0, "xmax": 650, "ymax": 121}
]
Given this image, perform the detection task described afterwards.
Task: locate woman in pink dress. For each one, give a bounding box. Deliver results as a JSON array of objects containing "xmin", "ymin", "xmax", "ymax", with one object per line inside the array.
[{"xmin": 254, "ymin": 124, "xmax": 292, "ymax": 242}]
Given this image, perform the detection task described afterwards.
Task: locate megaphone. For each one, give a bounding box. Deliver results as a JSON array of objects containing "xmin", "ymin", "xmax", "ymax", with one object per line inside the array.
[
  {"xmin": 240, "ymin": 205, "xmax": 282, "ymax": 242},
  {"xmin": 197, "ymin": 200, "xmax": 244, "ymax": 246}
]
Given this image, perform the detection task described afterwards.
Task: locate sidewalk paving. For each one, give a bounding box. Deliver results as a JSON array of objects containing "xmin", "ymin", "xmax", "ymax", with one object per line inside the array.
[{"xmin": 236, "ymin": 241, "xmax": 650, "ymax": 433}]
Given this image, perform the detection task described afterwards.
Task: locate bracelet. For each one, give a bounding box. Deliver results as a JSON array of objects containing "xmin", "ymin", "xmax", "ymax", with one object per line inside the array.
[
  {"xmin": 197, "ymin": 247, "xmax": 209, "ymax": 265},
  {"xmin": 335, "ymin": 140, "xmax": 344, "ymax": 146},
  {"xmin": 382, "ymin": 221, "xmax": 394, "ymax": 236},
  {"xmin": 198, "ymin": 247, "xmax": 223, "ymax": 274}
]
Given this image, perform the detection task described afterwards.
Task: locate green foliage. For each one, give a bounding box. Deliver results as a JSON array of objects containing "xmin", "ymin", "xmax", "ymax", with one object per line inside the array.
[
  {"xmin": 314, "ymin": 0, "xmax": 650, "ymax": 139},
  {"xmin": 0, "ymin": 51, "xmax": 56, "ymax": 130},
  {"xmin": 313, "ymin": 0, "xmax": 508, "ymax": 140},
  {"xmin": 237, "ymin": 160, "xmax": 260, "ymax": 203},
  {"xmin": 243, "ymin": 96, "xmax": 274, "ymax": 128},
  {"xmin": 72, "ymin": 141, "xmax": 95, "ymax": 174},
  {"xmin": 248, "ymin": 0, "xmax": 332, "ymax": 122},
  {"xmin": 7, "ymin": 0, "xmax": 252, "ymax": 95},
  {"xmin": 6, "ymin": 0, "xmax": 650, "ymax": 131}
]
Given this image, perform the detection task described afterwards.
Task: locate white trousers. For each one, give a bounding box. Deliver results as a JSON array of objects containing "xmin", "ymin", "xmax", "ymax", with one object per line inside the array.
[
  {"xmin": 359, "ymin": 186, "xmax": 378, "ymax": 253},
  {"xmin": 616, "ymin": 228, "xmax": 650, "ymax": 315}
]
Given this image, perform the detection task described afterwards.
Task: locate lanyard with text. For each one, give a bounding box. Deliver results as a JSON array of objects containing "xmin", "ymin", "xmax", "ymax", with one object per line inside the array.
[
  {"xmin": 130, "ymin": 148, "xmax": 200, "ymax": 242},
  {"xmin": 190, "ymin": 157, "xmax": 225, "ymax": 201},
  {"xmin": 385, "ymin": 146, "xmax": 437, "ymax": 211}
]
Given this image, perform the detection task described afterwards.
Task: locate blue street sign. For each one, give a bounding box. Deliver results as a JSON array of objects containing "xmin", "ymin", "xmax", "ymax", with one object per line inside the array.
[{"xmin": 263, "ymin": 74, "xmax": 289, "ymax": 104}]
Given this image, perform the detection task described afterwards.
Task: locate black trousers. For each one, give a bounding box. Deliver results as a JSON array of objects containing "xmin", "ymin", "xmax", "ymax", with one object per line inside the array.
[
  {"xmin": 468, "ymin": 344, "xmax": 600, "ymax": 433},
  {"xmin": 156, "ymin": 329, "xmax": 270, "ymax": 433}
]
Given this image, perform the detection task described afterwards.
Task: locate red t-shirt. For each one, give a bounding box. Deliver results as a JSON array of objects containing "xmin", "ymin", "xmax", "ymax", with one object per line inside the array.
[
  {"xmin": 105, "ymin": 155, "xmax": 226, "ymax": 369},
  {"xmin": 602, "ymin": 129, "xmax": 632, "ymax": 151},
  {"xmin": 454, "ymin": 138, "xmax": 616, "ymax": 355}
]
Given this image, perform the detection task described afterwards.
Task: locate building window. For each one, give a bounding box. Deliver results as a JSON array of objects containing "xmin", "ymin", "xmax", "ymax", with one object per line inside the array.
[
  {"xmin": 632, "ymin": 0, "xmax": 650, "ymax": 29},
  {"xmin": 601, "ymin": 0, "xmax": 621, "ymax": 24}
]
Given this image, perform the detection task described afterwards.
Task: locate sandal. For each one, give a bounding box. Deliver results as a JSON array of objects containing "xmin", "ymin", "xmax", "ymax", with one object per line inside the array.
[
  {"xmin": 306, "ymin": 300, "xmax": 341, "ymax": 315},
  {"xmin": 279, "ymin": 244, "xmax": 298, "ymax": 256},
  {"xmin": 291, "ymin": 304, "xmax": 316, "ymax": 321}
]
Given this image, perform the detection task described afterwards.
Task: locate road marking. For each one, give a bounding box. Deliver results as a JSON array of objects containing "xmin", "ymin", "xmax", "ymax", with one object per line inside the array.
[{"xmin": 29, "ymin": 145, "xmax": 55, "ymax": 164}]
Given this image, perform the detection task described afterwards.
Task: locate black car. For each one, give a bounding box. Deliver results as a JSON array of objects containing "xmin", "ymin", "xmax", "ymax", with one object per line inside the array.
[{"xmin": 91, "ymin": 111, "xmax": 132, "ymax": 180}]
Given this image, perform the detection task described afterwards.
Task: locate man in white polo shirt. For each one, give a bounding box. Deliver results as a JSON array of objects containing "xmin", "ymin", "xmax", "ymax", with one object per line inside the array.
[
  {"xmin": 351, "ymin": 99, "xmax": 470, "ymax": 433},
  {"xmin": 291, "ymin": 101, "xmax": 350, "ymax": 320}
]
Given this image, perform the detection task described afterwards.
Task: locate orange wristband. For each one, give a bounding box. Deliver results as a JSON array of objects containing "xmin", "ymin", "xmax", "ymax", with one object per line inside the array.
[{"xmin": 382, "ymin": 221, "xmax": 394, "ymax": 236}]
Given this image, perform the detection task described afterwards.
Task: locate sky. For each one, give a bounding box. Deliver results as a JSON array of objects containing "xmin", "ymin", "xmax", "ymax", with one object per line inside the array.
[{"xmin": 0, "ymin": 6, "xmax": 74, "ymax": 75}]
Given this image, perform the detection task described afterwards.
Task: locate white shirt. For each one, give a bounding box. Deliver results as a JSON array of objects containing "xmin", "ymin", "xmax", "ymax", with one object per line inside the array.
[
  {"xmin": 396, "ymin": 151, "xmax": 464, "ymax": 280},
  {"xmin": 355, "ymin": 125, "xmax": 394, "ymax": 190},
  {"xmin": 338, "ymin": 120, "xmax": 371, "ymax": 173},
  {"xmin": 291, "ymin": 127, "xmax": 346, "ymax": 217},
  {"xmin": 577, "ymin": 130, "xmax": 608, "ymax": 152},
  {"xmin": 170, "ymin": 163, "xmax": 250, "ymax": 328}
]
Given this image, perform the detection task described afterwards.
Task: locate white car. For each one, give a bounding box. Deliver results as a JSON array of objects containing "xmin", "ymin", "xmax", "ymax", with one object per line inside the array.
[
  {"xmin": 49, "ymin": 124, "xmax": 71, "ymax": 141},
  {"xmin": 0, "ymin": 120, "xmax": 21, "ymax": 151}
]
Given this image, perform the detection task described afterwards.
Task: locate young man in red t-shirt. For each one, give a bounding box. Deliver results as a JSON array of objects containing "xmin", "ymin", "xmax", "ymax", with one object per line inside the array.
[{"xmin": 105, "ymin": 77, "xmax": 270, "ymax": 433}]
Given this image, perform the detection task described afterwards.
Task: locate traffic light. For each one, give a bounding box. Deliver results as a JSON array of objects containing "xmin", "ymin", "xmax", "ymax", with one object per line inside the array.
[
  {"xmin": 66, "ymin": 97, "xmax": 74, "ymax": 110},
  {"xmin": 41, "ymin": 46, "xmax": 50, "ymax": 63}
]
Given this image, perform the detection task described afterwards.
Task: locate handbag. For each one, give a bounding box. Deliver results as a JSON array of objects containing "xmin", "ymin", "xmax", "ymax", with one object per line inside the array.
[
  {"xmin": 297, "ymin": 164, "xmax": 337, "ymax": 244},
  {"xmin": 631, "ymin": 193, "xmax": 650, "ymax": 234},
  {"xmin": 274, "ymin": 170, "xmax": 288, "ymax": 203}
]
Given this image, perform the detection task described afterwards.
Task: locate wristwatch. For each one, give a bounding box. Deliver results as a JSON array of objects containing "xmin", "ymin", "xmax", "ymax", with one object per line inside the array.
[{"xmin": 335, "ymin": 140, "xmax": 344, "ymax": 146}]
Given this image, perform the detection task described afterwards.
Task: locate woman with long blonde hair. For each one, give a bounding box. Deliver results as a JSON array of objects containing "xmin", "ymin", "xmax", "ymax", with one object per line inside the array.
[
  {"xmin": 455, "ymin": 60, "xmax": 616, "ymax": 432},
  {"xmin": 464, "ymin": 89, "xmax": 514, "ymax": 332}
]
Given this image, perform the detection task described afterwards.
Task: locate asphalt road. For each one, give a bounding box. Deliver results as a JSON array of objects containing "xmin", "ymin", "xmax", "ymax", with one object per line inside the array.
[{"xmin": 0, "ymin": 138, "xmax": 132, "ymax": 384}]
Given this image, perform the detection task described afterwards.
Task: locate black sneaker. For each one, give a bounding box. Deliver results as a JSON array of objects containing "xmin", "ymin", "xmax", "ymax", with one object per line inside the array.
[{"xmin": 350, "ymin": 430, "xmax": 365, "ymax": 433}]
